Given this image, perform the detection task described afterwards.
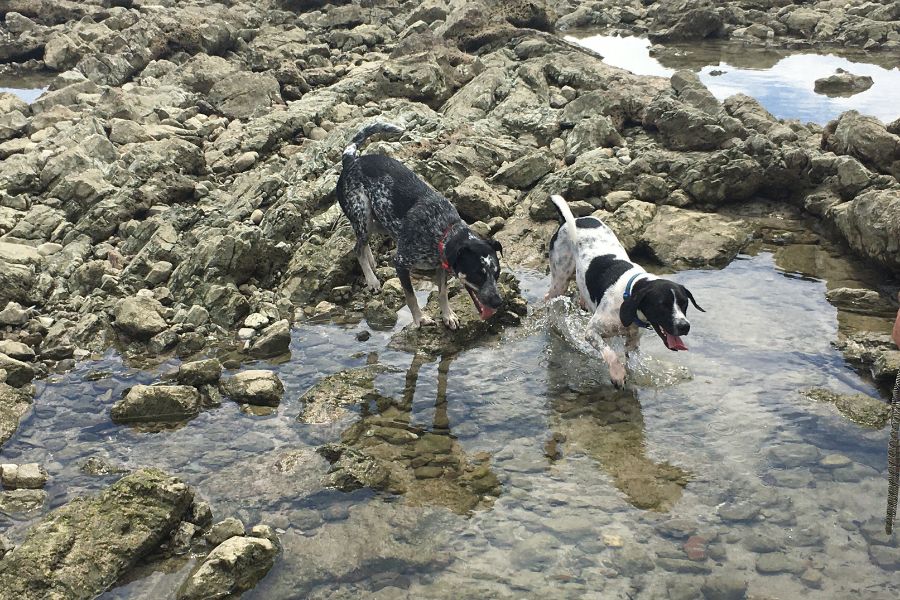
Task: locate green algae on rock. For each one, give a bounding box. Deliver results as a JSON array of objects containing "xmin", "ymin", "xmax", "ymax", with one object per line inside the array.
[
  {"xmin": 802, "ymin": 388, "xmax": 890, "ymax": 428},
  {"xmin": 0, "ymin": 468, "xmax": 193, "ymax": 600}
]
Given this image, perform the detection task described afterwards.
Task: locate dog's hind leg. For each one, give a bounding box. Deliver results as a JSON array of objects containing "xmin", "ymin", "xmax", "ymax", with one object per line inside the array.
[
  {"xmin": 360, "ymin": 242, "xmax": 381, "ymax": 290},
  {"xmin": 436, "ymin": 268, "xmax": 459, "ymax": 330},
  {"xmin": 585, "ymin": 312, "xmax": 627, "ymax": 388},
  {"xmin": 545, "ymin": 233, "xmax": 575, "ymax": 302},
  {"xmin": 397, "ymin": 265, "xmax": 433, "ymax": 328}
]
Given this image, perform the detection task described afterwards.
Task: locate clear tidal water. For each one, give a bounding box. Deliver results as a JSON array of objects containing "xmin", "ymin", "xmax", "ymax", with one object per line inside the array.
[
  {"xmin": 568, "ymin": 34, "xmax": 900, "ymax": 124},
  {"xmin": 2, "ymin": 246, "xmax": 898, "ymax": 599}
]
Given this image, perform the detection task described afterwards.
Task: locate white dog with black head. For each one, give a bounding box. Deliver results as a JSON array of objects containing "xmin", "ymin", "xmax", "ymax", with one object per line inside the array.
[{"xmin": 545, "ymin": 194, "xmax": 705, "ymax": 387}]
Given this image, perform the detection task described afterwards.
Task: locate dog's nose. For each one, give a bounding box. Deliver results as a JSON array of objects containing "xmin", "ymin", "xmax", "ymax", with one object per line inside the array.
[
  {"xmin": 485, "ymin": 292, "xmax": 502, "ymax": 309},
  {"xmin": 675, "ymin": 319, "xmax": 690, "ymax": 336}
]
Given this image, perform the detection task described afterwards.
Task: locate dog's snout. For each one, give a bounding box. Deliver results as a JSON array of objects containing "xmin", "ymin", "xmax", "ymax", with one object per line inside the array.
[
  {"xmin": 485, "ymin": 292, "xmax": 502, "ymax": 309},
  {"xmin": 675, "ymin": 319, "xmax": 690, "ymax": 336}
]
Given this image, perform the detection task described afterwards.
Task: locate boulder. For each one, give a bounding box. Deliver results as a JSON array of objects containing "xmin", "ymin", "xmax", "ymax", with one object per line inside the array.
[
  {"xmin": 566, "ymin": 115, "xmax": 624, "ymax": 156},
  {"xmin": 221, "ymin": 371, "xmax": 284, "ymax": 407},
  {"xmin": 0, "ymin": 469, "xmax": 193, "ymax": 600},
  {"xmin": 113, "ymin": 296, "xmax": 168, "ymax": 340},
  {"xmin": 0, "ymin": 340, "xmax": 35, "ymax": 362},
  {"xmin": 643, "ymin": 94, "xmax": 731, "ymax": 151},
  {"xmin": 640, "ymin": 206, "xmax": 752, "ymax": 268},
  {"xmin": 0, "ymin": 353, "xmax": 35, "ymax": 387},
  {"xmin": 0, "ymin": 463, "xmax": 48, "ymax": 489},
  {"xmin": 825, "ymin": 288, "xmax": 897, "ymax": 316},
  {"xmin": 814, "ymin": 70, "xmax": 874, "ymax": 97},
  {"xmin": 649, "ymin": 6, "xmax": 724, "ymax": 42},
  {"xmin": 176, "ymin": 359, "xmax": 223, "ymax": 387},
  {"xmin": 206, "ymin": 517, "xmax": 246, "ymax": 546},
  {"xmin": 111, "ymin": 385, "xmax": 201, "ymax": 424},
  {"xmin": 828, "ymin": 188, "xmax": 900, "ymax": 270},
  {"xmin": 491, "ymin": 149, "xmax": 556, "ymax": 189},
  {"xmin": 177, "ymin": 536, "xmax": 278, "ymax": 600},
  {"xmin": 451, "ymin": 175, "xmax": 512, "ymax": 221},
  {"xmin": 248, "ymin": 319, "xmax": 291, "ymax": 359},
  {"xmin": 208, "ymin": 71, "xmax": 283, "ymax": 120},
  {"xmin": 823, "ymin": 111, "xmax": 900, "ymax": 180}
]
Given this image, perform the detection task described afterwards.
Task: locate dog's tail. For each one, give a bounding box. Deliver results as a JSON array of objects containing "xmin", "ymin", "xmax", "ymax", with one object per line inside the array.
[
  {"xmin": 342, "ymin": 122, "xmax": 405, "ymax": 169},
  {"xmin": 549, "ymin": 194, "xmax": 578, "ymax": 246}
]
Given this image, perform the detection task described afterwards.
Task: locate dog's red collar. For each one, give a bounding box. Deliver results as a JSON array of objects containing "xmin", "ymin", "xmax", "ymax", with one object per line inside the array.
[{"xmin": 438, "ymin": 225, "xmax": 454, "ymax": 272}]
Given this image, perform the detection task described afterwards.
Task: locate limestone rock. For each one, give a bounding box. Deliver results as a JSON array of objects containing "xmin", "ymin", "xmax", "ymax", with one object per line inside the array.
[
  {"xmin": 177, "ymin": 536, "xmax": 278, "ymax": 600},
  {"xmin": 111, "ymin": 385, "xmax": 201, "ymax": 424},
  {"xmin": 113, "ymin": 296, "xmax": 168, "ymax": 340},
  {"xmin": 221, "ymin": 370, "xmax": 284, "ymax": 407},
  {"xmin": 814, "ymin": 70, "xmax": 874, "ymax": 97},
  {"xmin": 176, "ymin": 359, "xmax": 223, "ymax": 387},
  {"xmin": 0, "ymin": 469, "xmax": 193, "ymax": 600},
  {"xmin": 248, "ymin": 319, "xmax": 290, "ymax": 359},
  {"xmin": 0, "ymin": 352, "xmax": 35, "ymax": 387}
]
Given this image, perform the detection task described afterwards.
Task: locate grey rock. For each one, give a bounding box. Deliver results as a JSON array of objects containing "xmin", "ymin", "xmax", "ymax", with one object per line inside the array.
[
  {"xmin": 803, "ymin": 388, "xmax": 890, "ymax": 428},
  {"xmin": 0, "ymin": 463, "xmax": 48, "ymax": 489},
  {"xmin": 209, "ymin": 71, "xmax": 283, "ymax": 120},
  {"xmin": 177, "ymin": 359, "xmax": 223, "ymax": 387},
  {"xmin": 221, "ymin": 370, "xmax": 284, "ymax": 407},
  {"xmin": 113, "ymin": 296, "xmax": 168, "ymax": 340},
  {"xmin": 0, "ymin": 353, "xmax": 35, "ymax": 387},
  {"xmin": 701, "ymin": 573, "xmax": 747, "ymax": 600},
  {"xmin": 177, "ymin": 535, "xmax": 278, "ymax": 600},
  {"xmin": 249, "ymin": 319, "xmax": 291, "ymax": 358},
  {"xmin": 111, "ymin": 385, "xmax": 201, "ymax": 423},
  {"xmin": 206, "ymin": 517, "xmax": 246, "ymax": 546},
  {"xmin": 492, "ymin": 149, "xmax": 556, "ymax": 189},
  {"xmin": 755, "ymin": 552, "xmax": 804, "ymax": 574},
  {"xmin": 814, "ymin": 71, "xmax": 874, "ymax": 97},
  {"xmin": 0, "ymin": 302, "xmax": 29, "ymax": 326}
]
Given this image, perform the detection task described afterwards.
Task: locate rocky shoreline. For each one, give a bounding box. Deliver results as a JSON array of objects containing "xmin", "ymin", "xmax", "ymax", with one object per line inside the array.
[{"xmin": 1, "ymin": 0, "xmax": 900, "ymax": 597}]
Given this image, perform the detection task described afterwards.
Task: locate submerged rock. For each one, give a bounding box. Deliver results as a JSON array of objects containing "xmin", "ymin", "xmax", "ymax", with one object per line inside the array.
[
  {"xmin": 177, "ymin": 535, "xmax": 278, "ymax": 600},
  {"xmin": 298, "ymin": 365, "xmax": 392, "ymax": 424},
  {"xmin": 802, "ymin": 388, "xmax": 890, "ymax": 428},
  {"xmin": 0, "ymin": 469, "xmax": 193, "ymax": 600},
  {"xmin": 111, "ymin": 385, "xmax": 201, "ymax": 424}
]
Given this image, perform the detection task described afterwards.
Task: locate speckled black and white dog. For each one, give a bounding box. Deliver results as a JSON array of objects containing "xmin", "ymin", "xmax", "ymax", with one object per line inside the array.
[
  {"xmin": 336, "ymin": 122, "xmax": 503, "ymax": 329},
  {"xmin": 546, "ymin": 194, "xmax": 705, "ymax": 387}
]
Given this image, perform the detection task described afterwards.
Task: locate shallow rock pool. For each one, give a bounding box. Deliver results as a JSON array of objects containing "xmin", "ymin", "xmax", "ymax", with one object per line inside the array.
[
  {"xmin": 2, "ymin": 244, "xmax": 898, "ymax": 598},
  {"xmin": 568, "ymin": 34, "xmax": 900, "ymax": 124}
]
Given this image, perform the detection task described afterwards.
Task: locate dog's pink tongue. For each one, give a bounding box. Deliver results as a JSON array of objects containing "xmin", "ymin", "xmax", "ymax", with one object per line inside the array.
[
  {"xmin": 666, "ymin": 333, "xmax": 688, "ymax": 351},
  {"xmin": 479, "ymin": 306, "xmax": 497, "ymax": 320}
]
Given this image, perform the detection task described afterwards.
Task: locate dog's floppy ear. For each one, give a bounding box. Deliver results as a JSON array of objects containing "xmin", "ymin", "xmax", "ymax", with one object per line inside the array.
[
  {"xmin": 685, "ymin": 287, "xmax": 705, "ymax": 312},
  {"xmin": 488, "ymin": 238, "xmax": 502, "ymax": 256},
  {"xmin": 619, "ymin": 286, "xmax": 650, "ymax": 327}
]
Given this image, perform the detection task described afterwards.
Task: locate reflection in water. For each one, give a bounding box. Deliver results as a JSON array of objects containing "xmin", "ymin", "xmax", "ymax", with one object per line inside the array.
[
  {"xmin": 0, "ymin": 72, "xmax": 54, "ymax": 104},
  {"xmin": 544, "ymin": 326, "xmax": 690, "ymax": 511},
  {"xmin": 323, "ymin": 352, "xmax": 502, "ymax": 514},
  {"xmin": 568, "ymin": 34, "xmax": 900, "ymax": 123}
]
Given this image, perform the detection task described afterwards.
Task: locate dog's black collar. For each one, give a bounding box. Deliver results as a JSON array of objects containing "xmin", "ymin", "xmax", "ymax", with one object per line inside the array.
[{"xmin": 624, "ymin": 273, "xmax": 651, "ymax": 329}]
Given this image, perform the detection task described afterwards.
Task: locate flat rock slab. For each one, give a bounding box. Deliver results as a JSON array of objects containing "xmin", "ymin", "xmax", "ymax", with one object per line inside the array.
[
  {"xmin": 0, "ymin": 381, "xmax": 32, "ymax": 447},
  {"xmin": 0, "ymin": 469, "xmax": 193, "ymax": 600}
]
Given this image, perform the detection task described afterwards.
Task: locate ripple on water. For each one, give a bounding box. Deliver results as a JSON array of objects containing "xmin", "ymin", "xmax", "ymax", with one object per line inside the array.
[
  {"xmin": 1, "ymin": 254, "xmax": 898, "ymax": 599},
  {"xmin": 568, "ymin": 33, "xmax": 900, "ymax": 124}
]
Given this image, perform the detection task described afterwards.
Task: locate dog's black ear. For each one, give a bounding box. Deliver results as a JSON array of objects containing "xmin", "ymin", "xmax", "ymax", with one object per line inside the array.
[
  {"xmin": 685, "ymin": 288, "xmax": 705, "ymax": 312},
  {"xmin": 619, "ymin": 286, "xmax": 650, "ymax": 327},
  {"xmin": 488, "ymin": 238, "xmax": 502, "ymax": 256}
]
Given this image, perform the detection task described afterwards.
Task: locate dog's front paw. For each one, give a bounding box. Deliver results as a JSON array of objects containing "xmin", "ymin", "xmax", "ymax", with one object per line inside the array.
[
  {"xmin": 442, "ymin": 311, "xmax": 460, "ymax": 330},
  {"xmin": 416, "ymin": 315, "xmax": 435, "ymax": 328},
  {"xmin": 365, "ymin": 279, "xmax": 382, "ymax": 293},
  {"xmin": 609, "ymin": 361, "xmax": 627, "ymax": 388}
]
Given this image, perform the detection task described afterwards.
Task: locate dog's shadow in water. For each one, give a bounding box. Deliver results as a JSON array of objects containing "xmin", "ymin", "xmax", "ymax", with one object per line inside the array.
[{"xmin": 544, "ymin": 334, "xmax": 692, "ymax": 512}]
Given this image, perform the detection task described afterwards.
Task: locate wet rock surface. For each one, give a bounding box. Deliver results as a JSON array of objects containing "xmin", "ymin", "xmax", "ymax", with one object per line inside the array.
[
  {"xmin": 0, "ymin": 0, "xmax": 898, "ymax": 598},
  {"xmin": 0, "ymin": 469, "xmax": 193, "ymax": 600}
]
